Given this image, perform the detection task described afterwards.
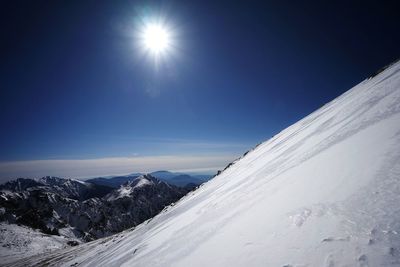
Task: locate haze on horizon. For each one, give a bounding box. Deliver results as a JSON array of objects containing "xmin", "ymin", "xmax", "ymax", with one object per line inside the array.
[{"xmin": 0, "ymin": 1, "xmax": 399, "ymax": 182}]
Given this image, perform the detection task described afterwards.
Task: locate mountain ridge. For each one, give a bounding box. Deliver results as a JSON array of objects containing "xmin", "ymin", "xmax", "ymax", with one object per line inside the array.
[
  {"xmin": 0, "ymin": 175, "xmax": 187, "ymax": 244},
  {"xmin": 86, "ymin": 170, "xmax": 212, "ymax": 189}
]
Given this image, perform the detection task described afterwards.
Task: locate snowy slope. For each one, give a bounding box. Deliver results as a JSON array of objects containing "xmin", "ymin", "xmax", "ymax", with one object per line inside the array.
[
  {"xmin": 11, "ymin": 61, "xmax": 400, "ymax": 267},
  {"xmin": 0, "ymin": 223, "xmax": 79, "ymax": 265}
]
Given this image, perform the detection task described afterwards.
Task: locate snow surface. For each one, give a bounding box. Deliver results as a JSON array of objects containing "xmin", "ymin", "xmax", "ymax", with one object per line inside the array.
[
  {"xmin": 0, "ymin": 223, "xmax": 79, "ymax": 265},
  {"xmin": 9, "ymin": 61, "xmax": 400, "ymax": 266}
]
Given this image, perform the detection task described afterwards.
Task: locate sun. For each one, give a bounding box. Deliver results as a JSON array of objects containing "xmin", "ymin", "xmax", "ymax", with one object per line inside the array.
[
  {"xmin": 139, "ymin": 20, "xmax": 174, "ymax": 60},
  {"xmin": 135, "ymin": 14, "xmax": 178, "ymax": 67},
  {"xmin": 143, "ymin": 23, "xmax": 171, "ymax": 55}
]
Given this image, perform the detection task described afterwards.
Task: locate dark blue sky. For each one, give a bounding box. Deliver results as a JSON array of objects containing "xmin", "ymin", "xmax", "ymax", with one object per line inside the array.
[{"xmin": 0, "ymin": 1, "xmax": 399, "ymax": 178}]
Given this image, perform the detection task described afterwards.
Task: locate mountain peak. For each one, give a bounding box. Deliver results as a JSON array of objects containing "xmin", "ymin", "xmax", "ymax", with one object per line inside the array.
[
  {"xmin": 0, "ymin": 178, "xmax": 43, "ymax": 192},
  {"xmin": 37, "ymin": 176, "xmax": 88, "ymax": 186},
  {"xmin": 105, "ymin": 174, "xmax": 161, "ymax": 201},
  {"xmin": 124, "ymin": 174, "xmax": 156, "ymax": 188}
]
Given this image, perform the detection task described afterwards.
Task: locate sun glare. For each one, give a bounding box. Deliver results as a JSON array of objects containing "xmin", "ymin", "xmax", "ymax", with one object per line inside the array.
[
  {"xmin": 143, "ymin": 23, "xmax": 171, "ymax": 54},
  {"xmin": 138, "ymin": 20, "xmax": 174, "ymax": 63}
]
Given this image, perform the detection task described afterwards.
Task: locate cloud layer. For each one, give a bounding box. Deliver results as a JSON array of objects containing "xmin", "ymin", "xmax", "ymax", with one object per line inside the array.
[{"xmin": 0, "ymin": 154, "xmax": 238, "ymax": 183}]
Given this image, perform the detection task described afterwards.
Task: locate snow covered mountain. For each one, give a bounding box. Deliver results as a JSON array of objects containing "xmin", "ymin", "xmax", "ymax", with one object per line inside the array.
[
  {"xmin": 0, "ymin": 175, "xmax": 186, "ymax": 243},
  {"xmin": 0, "ymin": 176, "xmax": 113, "ymax": 201},
  {"xmin": 8, "ymin": 61, "xmax": 400, "ymax": 266},
  {"xmin": 85, "ymin": 174, "xmax": 142, "ymax": 188},
  {"xmin": 86, "ymin": 171, "xmax": 212, "ymax": 189},
  {"xmin": 37, "ymin": 176, "xmax": 107, "ymax": 200}
]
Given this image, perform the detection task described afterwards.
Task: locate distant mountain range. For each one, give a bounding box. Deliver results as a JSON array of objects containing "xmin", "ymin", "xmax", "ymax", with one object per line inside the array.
[
  {"xmin": 0, "ymin": 175, "xmax": 187, "ymax": 241},
  {"xmin": 86, "ymin": 170, "xmax": 212, "ymax": 189}
]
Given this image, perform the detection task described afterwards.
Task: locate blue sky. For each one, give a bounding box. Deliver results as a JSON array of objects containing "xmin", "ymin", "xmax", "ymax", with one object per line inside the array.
[{"xmin": 0, "ymin": 1, "xmax": 399, "ymax": 180}]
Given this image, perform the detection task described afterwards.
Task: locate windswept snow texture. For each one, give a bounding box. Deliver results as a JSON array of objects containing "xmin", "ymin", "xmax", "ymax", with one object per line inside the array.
[
  {"xmin": 13, "ymin": 62, "xmax": 400, "ymax": 267},
  {"xmin": 0, "ymin": 223, "xmax": 79, "ymax": 265}
]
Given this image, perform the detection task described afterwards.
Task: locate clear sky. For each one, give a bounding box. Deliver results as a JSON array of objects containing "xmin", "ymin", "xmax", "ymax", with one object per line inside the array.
[{"xmin": 0, "ymin": 1, "xmax": 399, "ymax": 180}]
